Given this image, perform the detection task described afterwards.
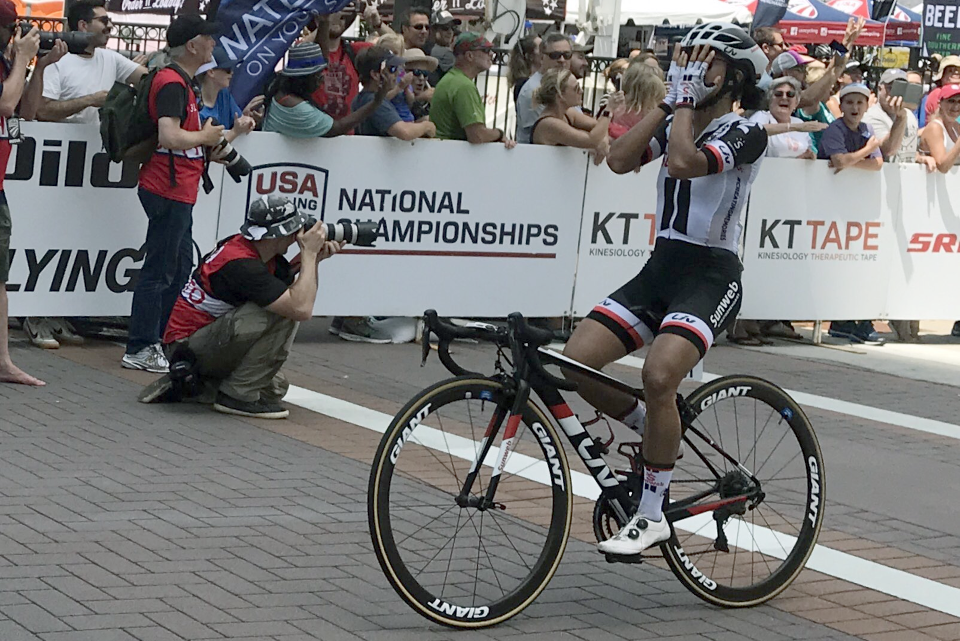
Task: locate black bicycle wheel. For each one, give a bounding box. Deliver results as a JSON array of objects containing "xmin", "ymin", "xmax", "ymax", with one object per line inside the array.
[
  {"xmin": 661, "ymin": 375, "xmax": 824, "ymax": 607},
  {"xmin": 368, "ymin": 377, "xmax": 573, "ymax": 628}
]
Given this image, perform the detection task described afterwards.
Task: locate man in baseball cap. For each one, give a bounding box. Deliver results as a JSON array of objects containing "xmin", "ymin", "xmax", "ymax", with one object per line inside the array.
[
  {"xmin": 863, "ymin": 69, "xmax": 928, "ymax": 168},
  {"xmin": 432, "ymin": 33, "xmax": 508, "ymax": 143},
  {"xmin": 430, "ymin": 10, "xmax": 461, "ymax": 83},
  {"xmin": 142, "ymin": 195, "xmax": 342, "ymax": 418}
]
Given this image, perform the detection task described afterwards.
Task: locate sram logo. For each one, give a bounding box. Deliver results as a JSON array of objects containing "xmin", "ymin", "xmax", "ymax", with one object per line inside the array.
[
  {"xmin": 906, "ymin": 233, "xmax": 960, "ymax": 253},
  {"xmin": 808, "ymin": 456, "xmax": 821, "ymax": 526},
  {"xmin": 700, "ymin": 386, "xmax": 751, "ymax": 410},
  {"xmin": 531, "ymin": 422, "xmax": 565, "ymax": 490},
  {"xmin": 427, "ymin": 598, "xmax": 489, "ymax": 619},
  {"xmin": 673, "ymin": 545, "xmax": 718, "ymax": 590},
  {"xmin": 389, "ymin": 404, "xmax": 431, "ymax": 465}
]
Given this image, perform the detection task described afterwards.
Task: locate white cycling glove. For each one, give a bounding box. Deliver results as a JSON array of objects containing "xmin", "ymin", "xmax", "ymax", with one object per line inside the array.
[
  {"xmin": 662, "ymin": 60, "xmax": 682, "ymax": 107},
  {"xmin": 676, "ymin": 60, "xmax": 719, "ymax": 108}
]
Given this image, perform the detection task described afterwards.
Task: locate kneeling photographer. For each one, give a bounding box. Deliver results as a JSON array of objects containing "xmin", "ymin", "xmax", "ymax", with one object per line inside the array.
[{"xmin": 139, "ymin": 196, "xmax": 353, "ymax": 419}]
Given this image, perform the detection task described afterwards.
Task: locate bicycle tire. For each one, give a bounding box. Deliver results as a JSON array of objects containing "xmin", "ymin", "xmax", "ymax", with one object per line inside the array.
[
  {"xmin": 661, "ymin": 375, "xmax": 824, "ymax": 607},
  {"xmin": 368, "ymin": 376, "xmax": 573, "ymax": 628}
]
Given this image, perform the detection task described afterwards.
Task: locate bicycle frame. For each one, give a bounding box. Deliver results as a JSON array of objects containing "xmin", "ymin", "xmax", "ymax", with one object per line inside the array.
[{"xmin": 455, "ymin": 346, "xmax": 764, "ymax": 531}]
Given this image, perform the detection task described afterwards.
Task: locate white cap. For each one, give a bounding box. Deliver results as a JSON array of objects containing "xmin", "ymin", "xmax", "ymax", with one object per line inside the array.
[{"xmin": 839, "ymin": 83, "xmax": 871, "ymax": 99}]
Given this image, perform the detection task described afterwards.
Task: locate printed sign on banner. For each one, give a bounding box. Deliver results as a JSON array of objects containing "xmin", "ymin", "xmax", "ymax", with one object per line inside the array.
[
  {"xmin": 219, "ymin": 134, "xmax": 587, "ymax": 317},
  {"xmin": 4, "ymin": 123, "xmax": 223, "ymax": 317},
  {"xmin": 923, "ymin": 0, "xmax": 960, "ymax": 56},
  {"xmin": 740, "ymin": 159, "xmax": 894, "ymax": 320},
  {"xmin": 571, "ymin": 162, "xmax": 659, "ymax": 317},
  {"xmin": 885, "ymin": 164, "xmax": 960, "ymax": 319}
]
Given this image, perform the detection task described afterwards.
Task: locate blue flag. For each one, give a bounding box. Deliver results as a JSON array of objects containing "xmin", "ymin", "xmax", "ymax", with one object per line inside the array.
[
  {"xmin": 753, "ymin": 0, "xmax": 789, "ymax": 29},
  {"xmin": 215, "ymin": 0, "xmax": 352, "ymax": 107}
]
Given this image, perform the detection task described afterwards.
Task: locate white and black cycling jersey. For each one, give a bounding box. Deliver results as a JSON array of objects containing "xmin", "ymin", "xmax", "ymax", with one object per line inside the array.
[{"xmin": 643, "ymin": 112, "xmax": 768, "ymax": 254}]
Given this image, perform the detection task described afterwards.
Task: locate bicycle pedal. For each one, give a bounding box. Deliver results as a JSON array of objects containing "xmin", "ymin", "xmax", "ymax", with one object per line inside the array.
[{"xmin": 603, "ymin": 552, "xmax": 644, "ymax": 565}]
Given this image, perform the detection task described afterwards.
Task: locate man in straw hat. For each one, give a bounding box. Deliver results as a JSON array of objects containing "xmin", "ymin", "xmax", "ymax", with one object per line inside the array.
[{"xmin": 401, "ymin": 47, "xmax": 437, "ymax": 119}]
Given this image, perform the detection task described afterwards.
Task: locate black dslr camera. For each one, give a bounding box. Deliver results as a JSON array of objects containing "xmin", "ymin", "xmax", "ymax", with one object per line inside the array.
[
  {"xmin": 208, "ymin": 118, "xmax": 253, "ymax": 183},
  {"xmin": 304, "ymin": 215, "xmax": 378, "ymax": 247},
  {"xmin": 20, "ymin": 22, "xmax": 94, "ymax": 55}
]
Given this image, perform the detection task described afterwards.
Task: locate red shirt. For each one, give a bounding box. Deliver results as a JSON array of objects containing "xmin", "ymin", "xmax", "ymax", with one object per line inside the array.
[
  {"xmin": 311, "ymin": 40, "xmax": 373, "ymax": 123},
  {"xmin": 139, "ymin": 66, "xmax": 204, "ymax": 205},
  {"xmin": 0, "ymin": 60, "xmax": 12, "ymax": 192},
  {"xmin": 164, "ymin": 235, "xmax": 288, "ymax": 343}
]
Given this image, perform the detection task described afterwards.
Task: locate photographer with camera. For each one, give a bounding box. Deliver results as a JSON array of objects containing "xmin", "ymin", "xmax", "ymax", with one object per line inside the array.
[
  {"xmin": 139, "ymin": 195, "xmax": 345, "ymax": 419},
  {"xmin": 122, "ymin": 15, "xmax": 224, "ymax": 374},
  {"xmin": 36, "ymin": 0, "xmax": 147, "ymax": 125},
  {"xmin": 0, "ymin": 0, "xmax": 45, "ymax": 386}
]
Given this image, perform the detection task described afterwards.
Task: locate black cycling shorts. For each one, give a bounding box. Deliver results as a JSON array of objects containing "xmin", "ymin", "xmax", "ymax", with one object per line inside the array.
[{"xmin": 586, "ymin": 238, "xmax": 743, "ymax": 358}]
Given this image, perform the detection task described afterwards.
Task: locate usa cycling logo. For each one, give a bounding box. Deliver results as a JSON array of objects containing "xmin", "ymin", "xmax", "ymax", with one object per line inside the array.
[{"xmin": 245, "ymin": 162, "xmax": 329, "ymax": 217}]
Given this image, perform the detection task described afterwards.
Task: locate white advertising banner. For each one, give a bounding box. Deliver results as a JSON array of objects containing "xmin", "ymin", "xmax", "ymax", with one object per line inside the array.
[
  {"xmin": 218, "ymin": 134, "xmax": 588, "ymax": 317},
  {"xmin": 739, "ymin": 160, "xmax": 896, "ymax": 320},
  {"xmin": 4, "ymin": 123, "xmax": 223, "ymax": 317},
  {"xmin": 571, "ymin": 161, "xmax": 659, "ymax": 316},
  {"xmin": 885, "ymin": 164, "xmax": 960, "ymax": 320}
]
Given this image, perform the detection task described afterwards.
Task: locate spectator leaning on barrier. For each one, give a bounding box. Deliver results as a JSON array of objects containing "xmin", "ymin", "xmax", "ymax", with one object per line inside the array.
[
  {"xmin": 433, "ymin": 33, "xmax": 510, "ymax": 144},
  {"xmin": 397, "ymin": 7, "xmax": 430, "ymax": 52},
  {"xmin": 262, "ymin": 43, "xmax": 388, "ymax": 138},
  {"xmin": 197, "ymin": 46, "xmax": 257, "ymax": 142},
  {"xmin": 923, "ymin": 55, "xmax": 960, "ymax": 126},
  {"xmin": 516, "ymin": 32, "xmax": 573, "ymax": 143},
  {"xmin": 0, "ymin": 3, "xmax": 45, "ymax": 386},
  {"xmin": 307, "ymin": 5, "xmax": 391, "ymax": 124},
  {"xmin": 352, "ymin": 45, "xmax": 434, "ymax": 139},
  {"xmin": 122, "ymin": 15, "xmax": 226, "ymax": 373},
  {"xmin": 920, "ymin": 83, "xmax": 960, "ymax": 172},
  {"xmin": 140, "ymin": 196, "xmax": 343, "ymax": 418},
  {"xmin": 819, "ymin": 82, "xmax": 885, "ymax": 345},
  {"xmin": 429, "ymin": 10, "xmax": 460, "ymax": 85},
  {"xmin": 529, "ymin": 67, "xmax": 615, "ymax": 148},
  {"xmin": 508, "ymin": 35, "xmax": 541, "ymax": 103}
]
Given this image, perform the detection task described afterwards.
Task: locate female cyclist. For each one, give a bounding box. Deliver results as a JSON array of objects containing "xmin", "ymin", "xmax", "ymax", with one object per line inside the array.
[{"xmin": 561, "ymin": 22, "xmax": 769, "ymax": 556}]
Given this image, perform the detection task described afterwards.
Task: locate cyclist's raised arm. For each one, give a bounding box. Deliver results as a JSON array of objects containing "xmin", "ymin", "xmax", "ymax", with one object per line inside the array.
[
  {"xmin": 606, "ymin": 108, "xmax": 669, "ymax": 174},
  {"xmin": 668, "ymin": 108, "xmax": 767, "ymax": 179}
]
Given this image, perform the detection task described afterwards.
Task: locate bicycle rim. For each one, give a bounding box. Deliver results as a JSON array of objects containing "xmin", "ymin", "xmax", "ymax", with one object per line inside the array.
[
  {"xmin": 368, "ymin": 377, "xmax": 573, "ymax": 628},
  {"xmin": 662, "ymin": 375, "xmax": 824, "ymax": 606}
]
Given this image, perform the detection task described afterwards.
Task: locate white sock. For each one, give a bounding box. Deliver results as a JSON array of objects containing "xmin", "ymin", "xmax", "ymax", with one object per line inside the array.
[
  {"xmin": 638, "ymin": 465, "xmax": 673, "ymax": 522},
  {"xmin": 618, "ymin": 400, "xmax": 646, "ymax": 436}
]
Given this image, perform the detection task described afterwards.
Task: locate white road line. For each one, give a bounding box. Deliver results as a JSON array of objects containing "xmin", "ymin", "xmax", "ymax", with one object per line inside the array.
[
  {"xmin": 614, "ymin": 354, "xmax": 960, "ymax": 441},
  {"xmin": 284, "ymin": 384, "xmax": 960, "ymax": 618}
]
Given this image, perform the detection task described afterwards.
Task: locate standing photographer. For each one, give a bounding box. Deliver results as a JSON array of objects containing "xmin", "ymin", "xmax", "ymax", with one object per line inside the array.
[
  {"xmin": 122, "ymin": 15, "xmax": 224, "ymax": 373},
  {"xmin": 0, "ymin": 1, "xmax": 44, "ymax": 386},
  {"xmin": 37, "ymin": 0, "xmax": 147, "ymax": 124},
  {"xmin": 140, "ymin": 196, "xmax": 343, "ymax": 419}
]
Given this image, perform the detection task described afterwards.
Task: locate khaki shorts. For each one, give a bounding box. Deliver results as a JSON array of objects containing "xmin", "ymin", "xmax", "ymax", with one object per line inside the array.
[{"xmin": 0, "ymin": 192, "xmax": 10, "ymax": 284}]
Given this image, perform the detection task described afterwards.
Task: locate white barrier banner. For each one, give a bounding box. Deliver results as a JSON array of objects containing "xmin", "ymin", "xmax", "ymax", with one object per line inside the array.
[
  {"xmin": 219, "ymin": 134, "xmax": 588, "ymax": 317},
  {"xmin": 885, "ymin": 164, "xmax": 960, "ymax": 319},
  {"xmin": 739, "ymin": 160, "xmax": 896, "ymax": 320},
  {"xmin": 5, "ymin": 123, "xmax": 223, "ymax": 317},
  {"xmin": 571, "ymin": 161, "xmax": 659, "ymax": 316}
]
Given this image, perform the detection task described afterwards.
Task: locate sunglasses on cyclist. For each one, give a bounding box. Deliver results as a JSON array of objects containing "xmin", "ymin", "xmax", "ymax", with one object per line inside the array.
[
  {"xmin": 546, "ymin": 51, "xmax": 573, "ymax": 60},
  {"xmin": 773, "ymin": 90, "xmax": 797, "ymax": 98}
]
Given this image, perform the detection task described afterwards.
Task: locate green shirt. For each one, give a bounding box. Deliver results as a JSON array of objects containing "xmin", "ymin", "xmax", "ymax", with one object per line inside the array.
[{"xmin": 431, "ymin": 67, "xmax": 485, "ymax": 141}]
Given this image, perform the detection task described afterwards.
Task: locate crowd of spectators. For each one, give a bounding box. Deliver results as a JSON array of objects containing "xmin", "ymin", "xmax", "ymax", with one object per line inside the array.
[{"xmin": 6, "ymin": 4, "xmax": 960, "ymax": 396}]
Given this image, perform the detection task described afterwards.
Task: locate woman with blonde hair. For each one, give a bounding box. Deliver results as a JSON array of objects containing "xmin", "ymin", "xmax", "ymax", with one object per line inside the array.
[
  {"xmin": 609, "ymin": 60, "xmax": 666, "ymax": 139},
  {"xmin": 508, "ymin": 35, "xmax": 541, "ymax": 101},
  {"xmin": 531, "ymin": 67, "xmax": 619, "ymax": 147}
]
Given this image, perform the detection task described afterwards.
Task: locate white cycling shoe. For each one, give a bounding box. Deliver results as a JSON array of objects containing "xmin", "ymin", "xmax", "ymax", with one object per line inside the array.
[{"xmin": 598, "ymin": 513, "xmax": 671, "ymax": 556}]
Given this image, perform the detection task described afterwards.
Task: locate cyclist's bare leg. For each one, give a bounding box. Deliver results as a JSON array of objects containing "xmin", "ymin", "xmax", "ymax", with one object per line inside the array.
[
  {"xmin": 641, "ymin": 333, "xmax": 701, "ymax": 467},
  {"xmin": 561, "ymin": 318, "xmax": 635, "ymax": 418}
]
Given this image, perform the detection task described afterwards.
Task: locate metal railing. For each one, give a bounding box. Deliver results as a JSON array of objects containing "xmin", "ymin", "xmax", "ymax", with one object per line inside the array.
[{"xmin": 20, "ymin": 16, "xmax": 169, "ymax": 56}]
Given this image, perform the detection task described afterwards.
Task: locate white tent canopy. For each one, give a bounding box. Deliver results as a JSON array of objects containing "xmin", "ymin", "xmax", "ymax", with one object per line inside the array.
[{"xmin": 565, "ymin": 0, "xmax": 753, "ymax": 26}]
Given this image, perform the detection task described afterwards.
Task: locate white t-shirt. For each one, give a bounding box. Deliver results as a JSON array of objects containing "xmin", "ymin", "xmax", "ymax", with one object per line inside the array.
[
  {"xmin": 862, "ymin": 103, "xmax": 918, "ymax": 163},
  {"xmin": 42, "ymin": 49, "xmax": 140, "ymax": 125},
  {"xmin": 748, "ymin": 111, "xmax": 813, "ymax": 158}
]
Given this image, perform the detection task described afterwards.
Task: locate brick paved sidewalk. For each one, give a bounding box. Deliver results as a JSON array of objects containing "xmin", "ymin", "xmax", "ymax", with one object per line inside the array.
[{"xmin": 0, "ymin": 329, "xmax": 958, "ymax": 641}]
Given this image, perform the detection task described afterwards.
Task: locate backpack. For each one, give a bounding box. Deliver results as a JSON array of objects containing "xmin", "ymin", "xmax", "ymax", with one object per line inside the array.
[{"xmin": 99, "ymin": 64, "xmax": 194, "ymax": 166}]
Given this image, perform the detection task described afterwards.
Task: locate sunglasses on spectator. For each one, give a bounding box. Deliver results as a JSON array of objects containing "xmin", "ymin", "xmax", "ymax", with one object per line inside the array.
[
  {"xmin": 410, "ymin": 24, "xmax": 429, "ymax": 30},
  {"xmin": 410, "ymin": 69, "xmax": 430, "ymax": 77},
  {"xmin": 92, "ymin": 16, "xmax": 112, "ymax": 25},
  {"xmin": 773, "ymin": 90, "xmax": 797, "ymax": 98},
  {"xmin": 547, "ymin": 51, "xmax": 573, "ymax": 60}
]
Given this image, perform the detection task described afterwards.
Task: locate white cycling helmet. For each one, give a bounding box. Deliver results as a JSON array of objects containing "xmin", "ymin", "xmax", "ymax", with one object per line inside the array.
[{"xmin": 680, "ymin": 22, "xmax": 767, "ymax": 80}]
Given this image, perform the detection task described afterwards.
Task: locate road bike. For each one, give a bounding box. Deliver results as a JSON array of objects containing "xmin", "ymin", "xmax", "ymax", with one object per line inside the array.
[{"xmin": 368, "ymin": 310, "xmax": 825, "ymax": 628}]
